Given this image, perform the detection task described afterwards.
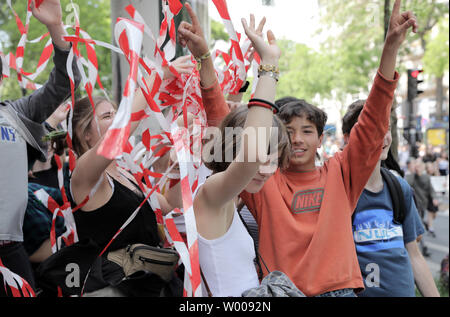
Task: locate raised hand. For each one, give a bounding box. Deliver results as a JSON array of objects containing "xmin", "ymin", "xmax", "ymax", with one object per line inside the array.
[
  {"xmin": 241, "ymin": 15, "xmax": 280, "ymax": 65},
  {"xmin": 177, "ymin": 2, "xmax": 209, "ymax": 58},
  {"xmin": 31, "ymin": 0, "xmax": 63, "ymax": 27},
  {"xmin": 163, "ymin": 55, "xmax": 194, "ymax": 79},
  {"xmin": 379, "ymin": 0, "xmax": 418, "ymax": 79},
  {"xmin": 385, "ymin": 0, "xmax": 418, "ymax": 48},
  {"xmin": 31, "ymin": 0, "xmax": 69, "ymax": 50},
  {"xmin": 46, "ymin": 103, "xmax": 70, "ymax": 129}
]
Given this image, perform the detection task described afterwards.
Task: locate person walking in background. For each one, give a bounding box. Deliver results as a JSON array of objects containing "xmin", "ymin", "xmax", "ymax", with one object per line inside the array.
[
  {"xmin": 437, "ymin": 151, "xmax": 449, "ymax": 177},
  {"xmin": 406, "ymin": 158, "xmax": 439, "ymax": 238}
]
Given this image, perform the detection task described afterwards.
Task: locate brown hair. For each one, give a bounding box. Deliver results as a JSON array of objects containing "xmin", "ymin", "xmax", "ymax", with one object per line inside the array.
[
  {"xmin": 203, "ymin": 106, "xmax": 290, "ymax": 174},
  {"xmin": 278, "ymin": 99, "xmax": 328, "ymax": 136},
  {"xmin": 70, "ymin": 96, "xmax": 116, "ymax": 157}
]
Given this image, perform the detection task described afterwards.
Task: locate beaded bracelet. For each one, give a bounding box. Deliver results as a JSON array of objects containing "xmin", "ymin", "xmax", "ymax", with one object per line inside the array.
[
  {"xmin": 248, "ymin": 98, "xmax": 279, "ymax": 114},
  {"xmin": 194, "ymin": 51, "xmax": 211, "ymax": 71}
]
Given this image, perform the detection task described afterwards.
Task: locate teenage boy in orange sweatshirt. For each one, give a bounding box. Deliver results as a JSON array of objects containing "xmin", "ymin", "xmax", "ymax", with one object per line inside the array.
[{"xmin": 203, "ymin": 0, "xmax": 418, "ymax": 297}]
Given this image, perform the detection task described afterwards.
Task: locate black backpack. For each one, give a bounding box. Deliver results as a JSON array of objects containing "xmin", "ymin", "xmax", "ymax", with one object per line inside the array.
[{"xmin": 352, "ymin": 167, "xmax": 406, "ymax": 225}]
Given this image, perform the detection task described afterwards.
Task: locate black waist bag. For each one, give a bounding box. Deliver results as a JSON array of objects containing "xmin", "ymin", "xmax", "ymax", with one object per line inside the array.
[
  {"xmin": 35, "ymin": 238, "xmax": 107, "ymax": 297},
  {"xmin": 107, "ymin": 244, "xmax": 181, "ymax": 297}
]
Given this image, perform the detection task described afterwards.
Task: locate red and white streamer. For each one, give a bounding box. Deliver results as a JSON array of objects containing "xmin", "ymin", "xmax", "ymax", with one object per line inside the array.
[
  {"xmin": 2, "ymin": 0, "xmax": 260, "ymax": 298},
  {"xmin": 96, "ymin": 18, "xmax": 144, "ymax": 159},
  {"xmin": 0, "ymin": 259, "xmax": 35, "ymax": 297}
]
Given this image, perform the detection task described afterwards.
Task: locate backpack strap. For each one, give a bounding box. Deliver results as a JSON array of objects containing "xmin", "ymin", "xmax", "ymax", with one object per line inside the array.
[
  {"xmin": 352, "ymin": 168, "xmax": 407, "ymax": 225},
  {"xmin": 380, "ymin": 167, "xmax": 406, "ymax": 224},
  {"xmin": 237, "ymin": 207, "xmax": 271, "ymax": 277}
]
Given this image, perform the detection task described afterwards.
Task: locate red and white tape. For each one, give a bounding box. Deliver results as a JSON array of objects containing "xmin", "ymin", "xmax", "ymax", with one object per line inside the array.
[
  {"xmin": 2, "ymin": 0, "xmax": 259, "ymax": 297},
  {"xmin": 0, "ymin": 259, "xmax": 35, "ymax": 297}
]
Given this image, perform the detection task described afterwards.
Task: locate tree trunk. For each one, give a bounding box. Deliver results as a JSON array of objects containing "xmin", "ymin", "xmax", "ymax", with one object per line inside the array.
[
  {"xmin": 110, "ymin": 0, "xmax": 161, "ymax": 105},
  {"xmin": 384, "ymin": 0, "xmax": 400, "ymax": 162},
  {"xmin": 435, "ymin": 75, "xmax": 444, "ymax": 121},
  {"xmin": 384, "ymin": 0, "xmax": 391, "ymax": 39}
]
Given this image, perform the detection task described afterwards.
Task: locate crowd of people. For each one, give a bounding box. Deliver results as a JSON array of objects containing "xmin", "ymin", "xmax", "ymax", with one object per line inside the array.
[{"xmin": 0, "ymin": 0, "xmax": 445, "ymax": 297}]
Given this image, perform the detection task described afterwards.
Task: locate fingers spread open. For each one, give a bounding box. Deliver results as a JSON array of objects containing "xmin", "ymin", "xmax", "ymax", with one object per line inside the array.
[
  {"xmin": 256, "ymin": 17, "xmax": 266, "ymax": 35},
  {"xmin": 267, "ymin": 30, "xmax": 277, "ymax": 45},
  {"xmin": 250, "ymin": 14, "xmax": 255, "ymax": 30}
]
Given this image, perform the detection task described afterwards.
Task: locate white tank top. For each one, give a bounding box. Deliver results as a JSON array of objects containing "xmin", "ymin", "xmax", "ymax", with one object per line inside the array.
[{"xmin": 198, "ymin": 207, "xmax": 260, "ymax": 297}]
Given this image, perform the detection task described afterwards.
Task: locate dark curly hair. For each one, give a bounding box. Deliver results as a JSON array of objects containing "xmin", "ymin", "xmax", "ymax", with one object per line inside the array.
[{"xmin": 278, "ymin": 99, "xmax": 328, "ymax": 137}]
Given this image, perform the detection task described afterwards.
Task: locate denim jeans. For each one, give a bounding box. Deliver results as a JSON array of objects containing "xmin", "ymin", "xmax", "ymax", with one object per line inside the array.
[{"xmin": 316, "ymin": 288, "xmax": 357, "ymax": 297}]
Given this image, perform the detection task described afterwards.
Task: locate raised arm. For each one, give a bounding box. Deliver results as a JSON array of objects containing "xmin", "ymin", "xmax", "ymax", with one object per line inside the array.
[
  {"xmin": 8, "ymin": 0, "xmax": 80, "ymax": 124},
  {"xmin": 341, "ymin": 0, "xmax": 417, "ymax": 208},
  {"xmin": 71, "ymin": 74, "xmax": 157, "ymax": 201},
  {"xmin": 198, "ymin": 14, "xmax": 280, "ymax": 210},
  {"xmin": 178, "ymin": 3, "xmax": 230, "ymax": 127},
  {"xmin": 379, "ymin": 0, "xmax": 418, "ymax": 79},
  {"xmin": 32, "ymin": 0, "xmax": 70, "ymax": 51},
  {"xmin": 178, "ymin": 2, "xmax": 217, "ymax": 88}
]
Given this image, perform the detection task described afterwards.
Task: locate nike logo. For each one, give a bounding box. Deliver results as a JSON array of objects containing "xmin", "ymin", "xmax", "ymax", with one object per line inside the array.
[{"xmin": 291, "ymin": 188, "xmax": 324, "ymax": 214}]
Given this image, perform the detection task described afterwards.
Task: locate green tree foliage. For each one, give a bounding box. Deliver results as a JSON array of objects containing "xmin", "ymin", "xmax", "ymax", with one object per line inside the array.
[
  {"xmin": 403, "ymin": 0, "xmax": 449, "ymax": 49},
  {"xmin": 423, "ymin": 17, "xmax": 449, "ymax": 79},
  {"xmin": 318, "ymin": 0, "xmax": 449, "ymax": 98},
  {"xmin": 318, "ymin": 0, "xmax": 386, "ymax": 100},
  {"xmin": 317, "ymin": 0, "xmax": 449, "ymax": 153},
  {"xmin": 0, "ymin": 0, "xmax": 111, "ymax": 100},
  {"xmin": 276, "ymin": 39, "xmax": 335, "ymax": 102},
  {"xmin": 210, "ymin": 19, "xmax": 228, "ymax": 48}
]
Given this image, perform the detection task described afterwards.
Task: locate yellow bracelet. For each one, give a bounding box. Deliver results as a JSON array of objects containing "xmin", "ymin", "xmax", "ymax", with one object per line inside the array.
[
  {"xmin": 258, "ymin": 64, "xmax": 280, "ymax": 81},
  {"xmin": 195, "ymin": 51, "xmax": 211, "ymax": 71}
]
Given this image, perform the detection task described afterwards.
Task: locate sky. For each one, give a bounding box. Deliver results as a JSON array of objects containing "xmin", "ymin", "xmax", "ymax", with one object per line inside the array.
[{"xmin": 208, "ymin": 0, "xmax": 324, "ymax": 50}]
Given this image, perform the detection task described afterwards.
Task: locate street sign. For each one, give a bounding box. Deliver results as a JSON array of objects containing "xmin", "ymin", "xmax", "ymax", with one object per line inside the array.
[{"xmin": 427, "ymin": 128, "xmax": 447, "ymax": 146}]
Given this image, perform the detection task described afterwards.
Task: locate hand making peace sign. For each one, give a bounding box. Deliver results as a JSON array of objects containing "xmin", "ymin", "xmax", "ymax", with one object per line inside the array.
[{"xmin": 385, "ymin": 0, "xmax": 418, "ymax": 48}]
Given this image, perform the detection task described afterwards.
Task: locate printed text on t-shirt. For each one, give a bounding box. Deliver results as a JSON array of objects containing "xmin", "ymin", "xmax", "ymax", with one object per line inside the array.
[{"xmin": 291, "ymin": 188, "xmax": 324, "ymax": 214}]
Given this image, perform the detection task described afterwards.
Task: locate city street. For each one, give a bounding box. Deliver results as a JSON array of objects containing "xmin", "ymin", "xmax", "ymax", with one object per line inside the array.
[{"xmin": 424, "ymin": 192, "xmax": 449, "ymax": 279}]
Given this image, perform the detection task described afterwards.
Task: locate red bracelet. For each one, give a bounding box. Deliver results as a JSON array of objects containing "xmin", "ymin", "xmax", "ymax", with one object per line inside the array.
[{"xmin": 248, "ymin": 101, "xmax": 277, "ymax": 114}]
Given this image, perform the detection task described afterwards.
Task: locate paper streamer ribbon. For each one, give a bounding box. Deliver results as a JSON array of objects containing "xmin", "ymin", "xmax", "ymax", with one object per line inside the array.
[
  {"xmin": 2, "ymin": 0, "xmax": 259, "ymax": 297},
  {"xmin": 0, "ymin": 259, "xmax": 35, "ymax": 297}
]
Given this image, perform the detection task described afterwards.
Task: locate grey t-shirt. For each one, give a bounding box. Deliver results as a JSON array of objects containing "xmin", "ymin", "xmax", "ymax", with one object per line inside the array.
[
  {"xmin": 352, "ymin": 176, "xmax": 424, "ymax": 297},
  {"xmin": 0, "ymin": 113, "xmax": 28, "ymax": 241},
  {"xmin": 0, "ymin": 45, "xmax": 80, "ymax": 242}
]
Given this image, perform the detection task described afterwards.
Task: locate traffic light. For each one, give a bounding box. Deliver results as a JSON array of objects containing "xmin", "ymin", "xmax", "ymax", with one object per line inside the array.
[{"xmin": 407, "ymin": 69, "xmax": 424, "ymax": 101}]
